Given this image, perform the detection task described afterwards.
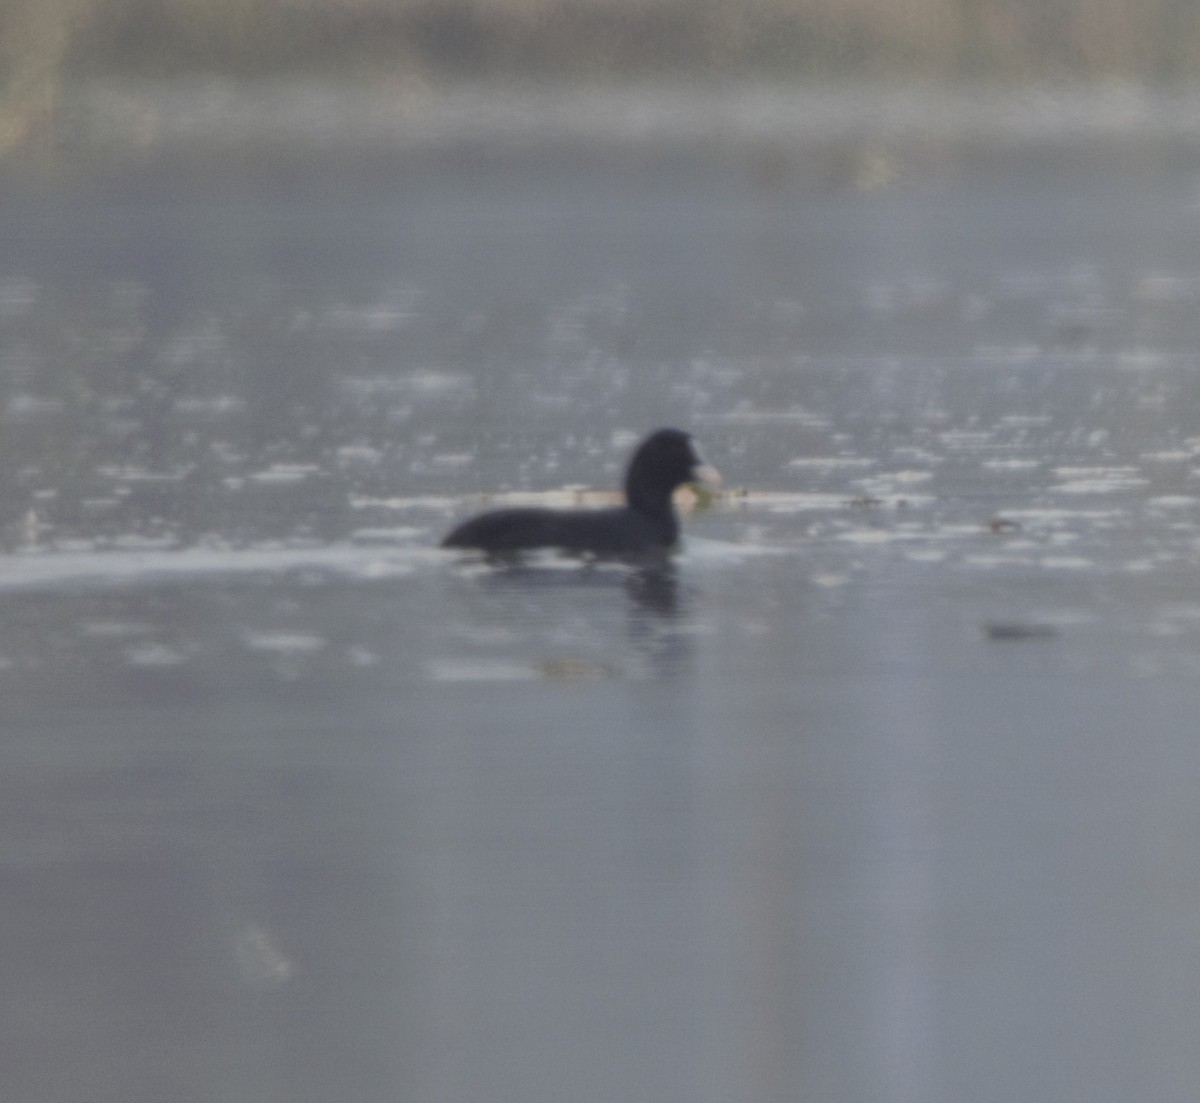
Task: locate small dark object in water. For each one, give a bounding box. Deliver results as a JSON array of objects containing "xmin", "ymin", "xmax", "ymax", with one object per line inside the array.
[
  {"xmin": 441, "ymin": 428, "xmax": 720, "ymax": 558},
  {"xmin": 985, "ymin": 517, "xmax": 1022, "ymax": 534},
  {"xmin": 846, "ymin": 496, "xmax": 884, "ymax": 508},
  {"xmin": 983, "ymin": 622, "xmax": 1058, "ymax": 641}
]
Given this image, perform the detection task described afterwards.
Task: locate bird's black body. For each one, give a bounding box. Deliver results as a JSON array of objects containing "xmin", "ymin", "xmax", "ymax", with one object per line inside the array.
[{"xmin": 441, "ymin": 428, "xmax": 717, "ymax": 558}]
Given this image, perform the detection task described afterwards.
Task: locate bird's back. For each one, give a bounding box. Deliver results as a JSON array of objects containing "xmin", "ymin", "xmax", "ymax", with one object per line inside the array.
[{"xmin": 441, "ymin": 505, "xmax": 676, "ymax": 556}]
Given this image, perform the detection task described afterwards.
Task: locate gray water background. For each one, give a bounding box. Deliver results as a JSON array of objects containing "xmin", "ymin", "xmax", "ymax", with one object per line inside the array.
[{"xmin": 4, "ymin": 85, "xmax": 1200, "ymax": 1101}]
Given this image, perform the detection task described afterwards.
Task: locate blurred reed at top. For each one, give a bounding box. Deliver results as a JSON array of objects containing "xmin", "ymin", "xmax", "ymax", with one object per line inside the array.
[
  {"xmin": 7, "ymin": 0, "xmax": 1200, "ymax": 81},
  {"xmin": 3, "ymin": 0, "xmax": 1200, "ymax": 153}
]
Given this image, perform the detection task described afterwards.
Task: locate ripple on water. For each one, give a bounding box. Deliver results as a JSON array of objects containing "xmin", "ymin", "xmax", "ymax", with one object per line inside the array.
[
  {"xmin": 342, "ymin": 371, "xmax": 474, "ymax": 399},
  {"xmin": 5, "ymin": 395, "xmax": 67, "ymax": 420},
  {"xmin": 0, "ymin": 544, "xmax": 425, "ymax": 592},
  {"xmin": 241, "ymin": 631, "xmax": 327, "ymax": 655},
  {"xmin": 981, "ymin": 458, "xmax": 1041, "ymax": 471},
  {"xmin": 786, "ymin": 456, "xmax": 873, "ymax": 471},
  {"xmin": 124, "ymin": 643, "xmax": 189, "ymax": 667},
  {"xmin": 712, "ymin": 406, "xmax": 832, "ymax": 428},
  {"xmin": 172, "ymin": 396, "xmax": 247, "ymax": 417},
  {"xmin": 78, "ymin": 620, "xmax": 156, "ymax": 639},
  {"xmin": 1050, "ymin": 466, "xmax": 1149, "ymax": 494},
  {"xmin": 424, "ymin": 659, "xmax": 540, "ymax": 683}
]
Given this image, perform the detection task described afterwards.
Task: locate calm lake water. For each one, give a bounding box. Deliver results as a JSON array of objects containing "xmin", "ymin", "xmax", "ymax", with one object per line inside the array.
[{"xmin": 4, "ymin": 85, "xmax": 1200, "ymax": 1101}]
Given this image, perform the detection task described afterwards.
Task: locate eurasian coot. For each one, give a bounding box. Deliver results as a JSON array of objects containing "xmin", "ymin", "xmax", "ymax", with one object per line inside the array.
[{"xmin": 441, "ymin": 428, "xmax": 719, "ymax": 557}]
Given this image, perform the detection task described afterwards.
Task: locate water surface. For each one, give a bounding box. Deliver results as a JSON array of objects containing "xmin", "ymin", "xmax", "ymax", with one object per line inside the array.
[{"xmin": 4, "ymin": 88, "xmax": 1200, "ymax": 1101}]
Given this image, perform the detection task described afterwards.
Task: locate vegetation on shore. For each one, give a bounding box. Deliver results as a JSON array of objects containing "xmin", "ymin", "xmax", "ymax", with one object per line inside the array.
[
  {"xmin": 4, "ymin": 0, "xmax": 1200, "ymax": 150},
  {"xmin": 10, "ymin": 0, "xmax": 1200, "ymax": 81}
]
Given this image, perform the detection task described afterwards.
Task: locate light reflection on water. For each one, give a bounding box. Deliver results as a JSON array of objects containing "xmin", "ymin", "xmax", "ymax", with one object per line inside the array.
[{"xmin": 3, "ymin": 106, "xmax": 1200, "ymax": 1101}]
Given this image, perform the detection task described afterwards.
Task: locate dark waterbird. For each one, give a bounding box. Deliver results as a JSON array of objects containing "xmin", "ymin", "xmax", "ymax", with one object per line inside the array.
[{"xmin": 441, "ymin": 428, "xmax": 720, "ymax": 558}]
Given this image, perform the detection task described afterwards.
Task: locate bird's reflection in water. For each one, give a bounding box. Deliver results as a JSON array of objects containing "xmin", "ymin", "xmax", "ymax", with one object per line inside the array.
[
  {"xmin": 624, "ymin": 563, "xmax": 696, "ymax": 677},
  {"xmin": 470, "ymin": 557, "xmax": 684, "ymax": 615},
  {"xmin": 625, "ymin": 562, "xmax": 680, "ymax": 616},
  {"xmin": 461, "ymin": 556, "xmax": 696, "ymax": 677}
]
